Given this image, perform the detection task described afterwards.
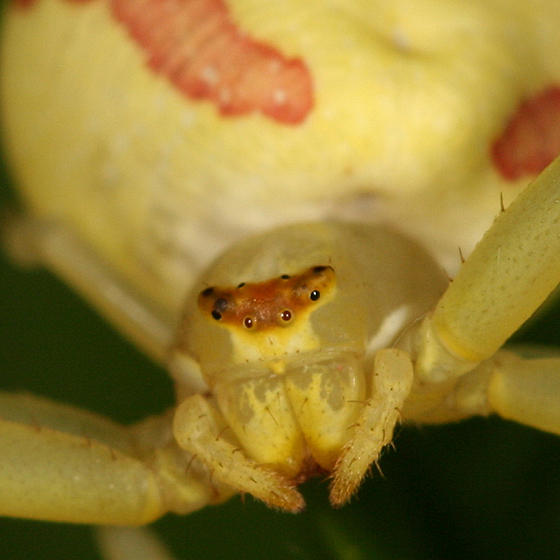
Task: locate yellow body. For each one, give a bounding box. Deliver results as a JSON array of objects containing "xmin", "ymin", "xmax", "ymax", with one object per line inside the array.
[{"xmin": 3, "ymin": 0, "xmax": 560, "ymax": 317}]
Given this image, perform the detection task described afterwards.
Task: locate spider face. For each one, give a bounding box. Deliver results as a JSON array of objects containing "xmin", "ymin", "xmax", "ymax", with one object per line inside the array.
[{"xmin": 198, "ymin": 265, "xmax": 335, "ymax": 332}]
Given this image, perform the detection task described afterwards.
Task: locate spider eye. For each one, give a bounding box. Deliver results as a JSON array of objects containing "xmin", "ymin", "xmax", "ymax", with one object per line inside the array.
[
  {"xmin": 280, "ymin": 309, "xmax": 292, "ymax": 322},
  {"xmin": 243, "ymin": 317, "xmax": 255, "ymax": 329},
  {"xmin": 309, "ymin": 290, "xmax": 320, "ymax": 301},
  {"xmin": 210, "ymin": 297, "xmax": 228, "ymax": 320}
]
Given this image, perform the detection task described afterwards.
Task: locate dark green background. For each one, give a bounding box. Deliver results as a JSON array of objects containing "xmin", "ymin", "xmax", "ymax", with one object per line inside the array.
[{"xmin": 1, "ymin": 5, "xmax": 559, "ymax": 559}]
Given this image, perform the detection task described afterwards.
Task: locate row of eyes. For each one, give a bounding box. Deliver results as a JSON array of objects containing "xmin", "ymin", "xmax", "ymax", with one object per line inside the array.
[{"xmin": 211, "ymin": 288, "xmax": 322, "ymax": 328}]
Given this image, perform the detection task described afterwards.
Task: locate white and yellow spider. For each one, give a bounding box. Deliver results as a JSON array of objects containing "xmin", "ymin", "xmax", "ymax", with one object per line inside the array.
[{"xmin": 1, "ymin": 1, "xmax": 560, "ymax": 559}]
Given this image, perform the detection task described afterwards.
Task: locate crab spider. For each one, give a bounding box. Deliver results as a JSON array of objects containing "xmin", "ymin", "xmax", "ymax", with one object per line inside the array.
[
  {"xmin": 2, "ymin": 1, "xmax": 560, "ymax": 558},
  {"xmin": 1, "ymin": 154, "xmax": 560, "ymax": 540}
]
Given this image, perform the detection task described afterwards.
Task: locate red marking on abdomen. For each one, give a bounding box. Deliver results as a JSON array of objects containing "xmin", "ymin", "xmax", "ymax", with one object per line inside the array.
[
  {"xmin": 13, "ymin": 0, "xmax": 314, "ymax": 124},
  {"xmin": 112, "ymin": 0, "xmax": 314, "ymax": 124},
  {"xmin": 13, "ymin": 0, "xmax": 40, "ymax": 7},
  {"xmin": 491, "ymin": 86, "xmax": 560, "ymax": 180}
]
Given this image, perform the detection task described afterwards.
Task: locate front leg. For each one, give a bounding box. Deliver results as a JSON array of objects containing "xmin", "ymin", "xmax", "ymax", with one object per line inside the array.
[
  {"xmin": 0, "ymin": 392, "xmax": 215, "ymax": 525},
  {"xmin": 329, "ymin": 348, "xmax": 414, "ymax": 506},
  {"xmin": 414, "ymin": 155, "xmax": 560, "ymax": 382},
  {"xmin": 173, "ymin": 394, "xmax": 304, "ymax": 512}
]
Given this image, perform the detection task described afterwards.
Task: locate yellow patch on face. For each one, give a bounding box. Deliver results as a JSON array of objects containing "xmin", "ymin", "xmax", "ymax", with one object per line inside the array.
[{"xmin": 198, "ymin": 265, "xmax": 336, "ymax": 363}]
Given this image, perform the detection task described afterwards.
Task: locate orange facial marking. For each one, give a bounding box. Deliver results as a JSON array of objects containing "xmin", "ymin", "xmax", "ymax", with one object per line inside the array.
[
  {"xmin": 491, "ymin": 86, "xmax": 560, "ymax": 180},
  {"xmin": 198, "ymin": 266, "xmax": 335, "ymax": 332}
]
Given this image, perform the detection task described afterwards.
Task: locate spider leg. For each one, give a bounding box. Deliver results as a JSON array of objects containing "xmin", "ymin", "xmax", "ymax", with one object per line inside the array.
[
  {"xmin": 2, "ymin": 215, "xmax": 209, "ymax": 396},
  {"xmin": 404, "ymin": 347, "xmax": 560, "ymax": 438},
  {"xmin": 95, "ymin": 526, "xmax": 177, "ymax": 560},
  {"xmin": 2, "ymin": 215, "xmax": 175, "ymax": 365},
  {"xmin": 173, "ymin": 394, "xmax": 304, "ymax": 512},
  {"xmin": 487, "ymin": 352, "xmax": 560, "ymax": 435},
  {"xmin": 0, "ymin": 392, "xmax": 215, "ymax": 524},
  {"xmin": 413, "ymin": 155, "xmax": 560, "ymax": 383},
  {"xmin": 329, "ymin": 348, "xmax": 413, "ymax": 506}
]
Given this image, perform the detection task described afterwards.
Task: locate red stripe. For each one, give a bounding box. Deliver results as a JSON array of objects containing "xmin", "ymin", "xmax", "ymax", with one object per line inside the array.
[
  {"xmin": 112, "ymin": 0, "xmax": 313, "ymax": 124},
  {"xmin": 491, "ymin": 86, "xmax": 560, "ymax": 180},
  {"xmin": 13, "ymin": 0, "xmax": 314, "ymax": 125}
]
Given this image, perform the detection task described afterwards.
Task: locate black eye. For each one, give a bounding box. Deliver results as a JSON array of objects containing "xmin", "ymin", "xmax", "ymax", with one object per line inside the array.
[
  {"xmin": 280, "ymin": 274, "xmax": 291, "ymax": 279},
  {"xmin": 237, "ymin": 282, "xmax": 246, "ymax": 288},
  {"xmin": 312, "ymin": 266, "xmax": 327, "ymax": 274},
  {"xmin": 201, "ymin": 287, "xmax": 214, "ymax": 297},
  {"xmin": 280, "ymin": 310, "xmax": 292, "ymax": 322},
  {"xmin": 243, "ymin": 317, "xmax": 255, "ymax": 329},
  {"xmin": 310, "ymin": 290, "xmax": 320, "ymax": 301},
  {"xmin": 214, "ymin": 298, "xmax": 228, "ymax": 312},
  {"xmin": 211, "ymin": 310, "xmax": 222, "ymax": 320}
]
